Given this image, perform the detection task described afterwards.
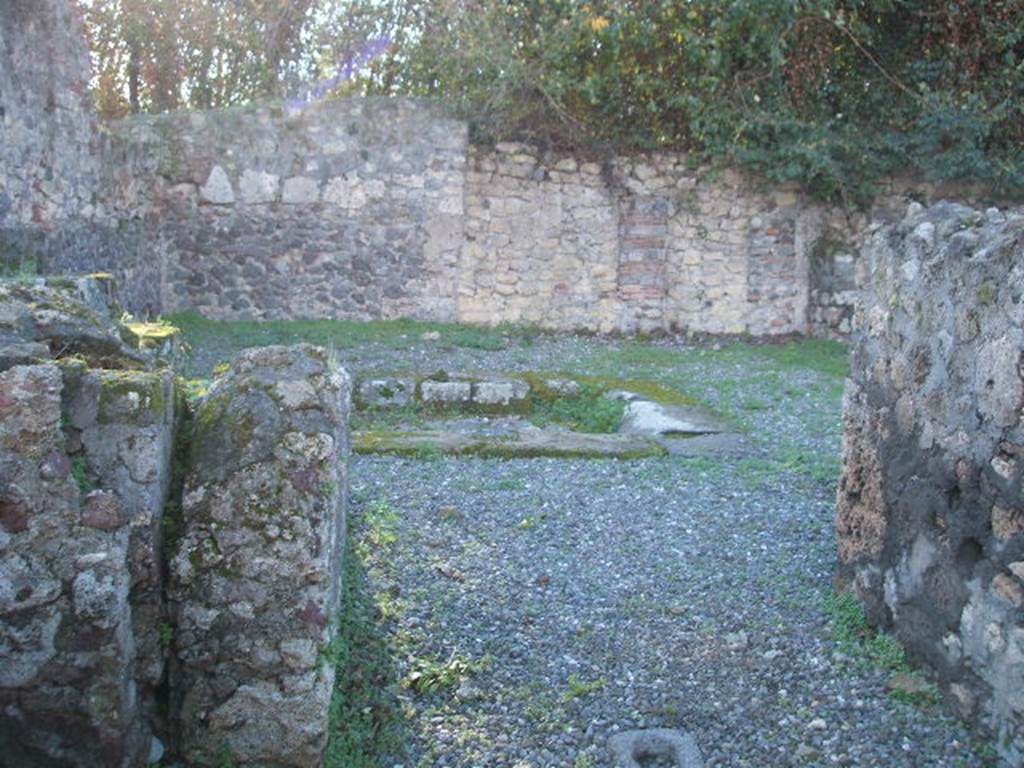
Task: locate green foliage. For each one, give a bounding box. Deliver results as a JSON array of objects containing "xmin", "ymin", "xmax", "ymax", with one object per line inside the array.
[
  {"xmin": 530, "ymin": 383, "xmax": 625, "ymax": 434},
  {"xmin": 326, "ymin": 543, "xmax": 406, "ymax": 767},
  {"xmin": 561, "ymin": 673, "xmax": 607, "ymax": 703},
  {"xmin": 214, "ymin": 742, "xmax": 237, "ymax": 768},
  {"xmin": 402, "ymin": 654, "xmax": 487, "ymax": 696},
  {"xmin": 158, "ymin": 622, "xmax": 175, "ymax": 647},
  {"xmin": 824, "ymin": 590, "xmax": 910, "ymax": 674},
  {"xmin": 357, "ymin": 500, "xmax": 401, "ymax": 557},
  {"xmin": 71, "ymin": 455, "xmax": 96, "ymax": 494},
  {"xmin": 166, "ymin": 312, "xmax": 536, "ymax": 377},
  {"xmin": 84, "ymin": 1, "xmax": 1024, "ymax": 202},
  {"xmin": 726, "ymin": 339, "xmax": 850, "ymax": 380},
  {"xmin": 888, "ymin": 675, "xmax": 943, "ymax": 708}
]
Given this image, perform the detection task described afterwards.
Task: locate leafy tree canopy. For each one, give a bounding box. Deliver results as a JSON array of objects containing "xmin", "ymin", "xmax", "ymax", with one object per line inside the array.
[{"xmin": 79, "ymin": 0, "xmax": 1024, "ymax": 203}]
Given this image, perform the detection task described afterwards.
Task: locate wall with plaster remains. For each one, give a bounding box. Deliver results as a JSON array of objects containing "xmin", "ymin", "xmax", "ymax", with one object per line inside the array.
[{"xmin": 837, "ymin": 202, "xmax": 1024, "ymax": 764}]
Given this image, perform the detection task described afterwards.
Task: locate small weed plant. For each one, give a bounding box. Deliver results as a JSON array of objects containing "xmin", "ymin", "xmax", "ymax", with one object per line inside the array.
[
  {"xmin": 403, "ymin": 654, "xmax": 488, "ymax": 695},
  {"xmin": 561, "ymin": 673, "xmax": 607, "ymax": 703}
]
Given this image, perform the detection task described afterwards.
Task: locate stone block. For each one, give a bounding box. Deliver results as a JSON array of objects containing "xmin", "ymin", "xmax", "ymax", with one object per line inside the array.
[
  {"xmin": 239, "ymin": 169, "xmax": 280, "ymax": 204},
  {"xmin": 357, "ymin": 377, "xmax": 415, "ymax": 407},
  {"xmin": 200, "ymin": 165, "xmax": 235, "ymax": 205},
  {"xmin": 170, "ymin": 345, "xmax": 350, "ymax": 768},
  {"xmin": 609, "ymin": 728, "xmax": 704, "ymax": 768},
  {"xmin": 471, "ymin": 378, "xmax": 530, "ymax": 407},
  {"xmin": 282, "ymin": 176, "xmax": 321, "ymax": 204},
  {"xmin": 420, "ymin": 380, "xmax": 472, "ymax": 405}
]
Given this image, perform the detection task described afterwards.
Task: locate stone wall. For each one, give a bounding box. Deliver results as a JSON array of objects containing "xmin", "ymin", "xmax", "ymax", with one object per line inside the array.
[
  {"xmin": 460, "ymin": 146, "xmax": 801, "ymax": 334},
  {"xmin": 0, "ymin": 279, "xmax": 175, "ymax": 766},
  {"xmin": 837, "ymin": 202, "xmax": 1024, "ymax": 764},
  {"xmin": 0, "ymin": 1, "xmax": 164, "ymax": 315},
  {"xmin": 106, "ymin": 116, "xmax": 822, "ymax": 334},
  {"xmin": 0, "ymin": 277, "xmax": 352, "ymax": 767},
  {"xmin": 101, "ymin": 103, "xmax": 1004, "ymax": 336},
  {"xmin": 0, "ymin": 0, "xmax": 98, "ymax": 231},
  {"xmin": 0, "ymin": 1, "xmax": 1010, "ymax": 336},
  {"xmin": 107, "ymin": 99, "xmax": 467, "ymax": 322},
  {"xmin": 170, "ymin": 345, "xmax": 349, "ymax": 766}
]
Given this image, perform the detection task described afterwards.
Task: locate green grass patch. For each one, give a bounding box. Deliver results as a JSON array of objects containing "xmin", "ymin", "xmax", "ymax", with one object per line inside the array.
[
  {"xmin": 732, "ymin": 449, "xmax": 841, "ymax": 490},
  {"xmin": 530, "ymin": 383, "xmax": 625, "ymax": 434},
  {"xmin": 71, "ymin": 455, "xmax": 96, "ymax": 494},
  {"xmin": 402, "ymin": 654, "xmax": 488, "ymax": 696},
  {"xmin": 325, "ymin": 531, "xmax": 407, "ymax": 766},
  {"xmin": 719, "ymin": 339, "xmax": 850, "ymax": 379},
  {"xmin": 584, "ymin": 338, "xmax": 848, "ymax": 381},
  {"xmin": 167, "ymin": 312, "xmax": 541, "ymax": 374},
  {"xmin": 824, "ymin": 590, "xmax": 917, "ymax": 681},
  {"xmin": 355, "ymin": 500, "xmax": 401, "ymax": 557},
  {"xmin": 325, "ymin": 564, "xmax": 407, "ymax": 767}
]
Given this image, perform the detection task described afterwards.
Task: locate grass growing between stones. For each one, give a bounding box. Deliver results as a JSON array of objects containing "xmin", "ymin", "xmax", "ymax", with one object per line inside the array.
[
  {"xmin": 825, "ymin": 590, "xmax": 909, "ymax": 673},
  {"xmin": 325, "ymin": 521, "xmax": 408, "ymax": 767},
  {"xmin": 824, "ymin": 591, "xmax": 943, "ymax": 708},
  {"xmin": 529, "ymin": 383, "xmax": 625, "ymax": 433}
]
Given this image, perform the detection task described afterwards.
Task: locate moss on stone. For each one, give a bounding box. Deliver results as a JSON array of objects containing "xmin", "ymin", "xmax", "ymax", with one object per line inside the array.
[
  {"xmin": 977, "ymin": 281, "xmax": 998, "ymax": 307},
  {"xmin": 97, "ymin": 370, "xmax": 168, "ymax": 424},
  {"xmin": 352, "ymin": 430, "xmax": 665, "ymax": 460},
  {"xmin": 123, "ymin": 321, "xmax": 182, "ymax": 350}
]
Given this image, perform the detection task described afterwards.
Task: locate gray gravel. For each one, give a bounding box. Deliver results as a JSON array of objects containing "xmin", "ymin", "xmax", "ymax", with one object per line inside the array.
[
  {"xmin": 182, "ymin": 328, "xmax": 988, "ymax": 765},
  {"xmin": 349, "ymin": 452, "xmax": 988, "ymax": 767}
]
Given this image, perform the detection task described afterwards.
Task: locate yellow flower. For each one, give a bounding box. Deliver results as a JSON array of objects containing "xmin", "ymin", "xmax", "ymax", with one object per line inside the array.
[{"xmin": 589, "ymin": 16, "xmax": 610, "ymax": 32}]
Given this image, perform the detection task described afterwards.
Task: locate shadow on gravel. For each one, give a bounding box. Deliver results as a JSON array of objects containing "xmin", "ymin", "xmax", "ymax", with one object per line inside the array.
[{"xmin": 326, "ymin": 521, "xmax": 409, "ymax": 768}]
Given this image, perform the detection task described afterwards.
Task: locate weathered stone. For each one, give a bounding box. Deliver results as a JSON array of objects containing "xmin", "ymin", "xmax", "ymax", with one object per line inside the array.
[
  {"xmin": 837, "ymin": 202, "xmax": 1024, "ymax": 765},
  {"xmin": 617, "ymin": 399, "xmax": 725, "ymax": 437},
  {"xmin": 239, "ymin": 169, "xmax": 280, "ymax": 204},
  {"xmin": 0, "ymin": 364, "xmax": 151, "ymax": 768},
  {"xmin": 836, "ymin": 383, "xmax": 887, "ymax": 564},
  {"xmin": 0, "ymin": 0, "xmax": 97, "ymax": 231},
  {"xmin": 357, "ymin": 377, "xmax": 415, "ymax": 407},
  {"xmin": 121, "ymin": 321, "xmax": 185, "ymax": 368},
  {"xmin": 170, "ymin": 345, "xmax": 350, "ymax": 768},
  {"xmin": 282, "ymin": 176, "xmax": 320, "ymax": 204},
  {"xmin": 992, "ymin": 574, "xmax": 1024, "ymax": 608},
  {"xmin": 0, "ymin": 277, "xmax": 146, "ymax": 370},
  {"xmin": 200, "ymin": 165, "xmax": 235, "ymax": 205},
  {"xmin": 471, "ymin": 378, "xmax": 530, "ymax": 407},
  {"xmin": 420, "ymin": 379, "xmax": 473, "ymax": 405},
  {"xmin": 545, "ymin": 378, "xmax": 581, "ymax": 397},
  {"xmin": 353, "ymin": 426, "xmax": 665, "ymax": 459},
  {"xmin": 993, "ymin": 506, "xmax": 1024, "ymax": 541},
  {"xmin": 80, "ymin": 490, "xmax": 127, "ymax": 530},
  {"xmin": 608, "ymin": 728, "xmax": 704, "ymax": 768}
]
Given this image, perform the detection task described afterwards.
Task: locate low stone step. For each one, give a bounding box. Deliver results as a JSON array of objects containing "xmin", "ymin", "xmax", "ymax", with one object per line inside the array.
[{"xmin": 353, "ymin": 428, "xmax": 666, "ymax": 459}]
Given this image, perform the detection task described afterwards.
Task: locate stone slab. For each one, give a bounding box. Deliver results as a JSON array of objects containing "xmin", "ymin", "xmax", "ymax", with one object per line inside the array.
[
  {"xmin": 609, "ymin": 728, "xmax": 704, "ymax": 768},
  {"xmin": 353, "ymin": 428, "xmax": 665, "ymax": 459},
  {"xmin": 618, "ymin": 400, "xmax": 728, "ymax": 437}
]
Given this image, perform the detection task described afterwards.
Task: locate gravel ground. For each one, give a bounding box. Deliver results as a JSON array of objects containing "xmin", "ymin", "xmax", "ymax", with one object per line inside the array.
[
  {"xmin": 350, "ymin": 454, "xmax": 987, "ymax": 767},
  {"xmin": 328, "ymin": 335, "xmax": 989, "ymax": 768},
  {"xmin": 181, "ymin": 327, "xmax": 990, "ymax": 765}
]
